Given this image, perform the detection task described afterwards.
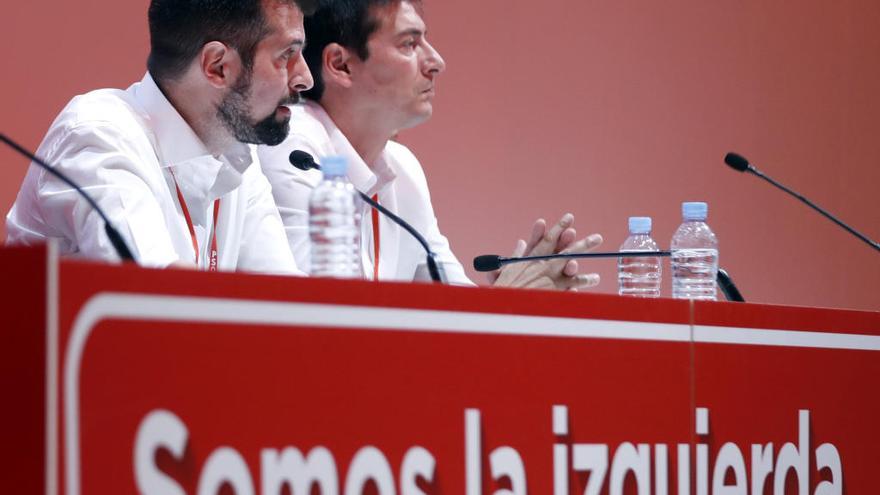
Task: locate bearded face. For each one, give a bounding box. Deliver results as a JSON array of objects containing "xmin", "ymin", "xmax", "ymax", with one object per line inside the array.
[{"xmin": 217, "ymin": 68, "xmax": 299, "ymax": 146}]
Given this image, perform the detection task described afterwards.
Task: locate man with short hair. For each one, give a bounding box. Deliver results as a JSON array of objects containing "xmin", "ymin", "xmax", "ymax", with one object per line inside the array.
[
  {"xmin": 258, "ymin": 0, "xmax": 603, "ymax": 288},
  {"xmin": 7, "ymin": 0, "xmax": 315, "ymax": 273}
]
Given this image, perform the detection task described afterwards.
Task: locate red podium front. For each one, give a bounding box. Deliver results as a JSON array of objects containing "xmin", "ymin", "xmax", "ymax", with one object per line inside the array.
[{"xmin": 1, "ymin": 245, "xmax": 877, "ymax": 495}]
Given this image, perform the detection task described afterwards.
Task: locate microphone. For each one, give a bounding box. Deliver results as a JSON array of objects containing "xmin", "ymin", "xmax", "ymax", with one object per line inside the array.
[
  {"xmin": 289, "ymin": 150, "xmax": 316, "ymax": 172},
  {"xmin": 724, "ymin": 152, "xmax": 879, "ymax": 252},
  {"xmin": 1, "ymin": 132, "xmax": 136, "ymax": 262},
  {"xmin": 289, "ymin": 150, "xmax": 447, "ymax": 283},
  {"xmin": 474, "ymin": 251, "xmax": 672, "ymax": 272}
]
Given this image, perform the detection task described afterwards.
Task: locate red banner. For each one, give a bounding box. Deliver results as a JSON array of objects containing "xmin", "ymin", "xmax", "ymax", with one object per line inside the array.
[{"xmin": 2, "ymin": 245, "xmax": 877, "ymax": 494}]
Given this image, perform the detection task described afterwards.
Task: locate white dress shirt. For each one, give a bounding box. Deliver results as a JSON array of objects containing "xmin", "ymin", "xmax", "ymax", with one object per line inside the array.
[
  {"xmin": 6, "ymin": 73, "xmax": 302, "ymax": 275},
  {"xmin": 257, "ymin": 100, "xmax": 473, "ymax": 284}
]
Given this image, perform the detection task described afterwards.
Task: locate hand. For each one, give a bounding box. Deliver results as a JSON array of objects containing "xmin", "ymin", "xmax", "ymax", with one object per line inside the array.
[
  {"xmin": 489, "ymin": 213, "xmax": 603, "ymax": 291},
  {"xmin": 485, "ymin": 215, "xmax": 577, "ymax": 284},
  {"xmin": 167, "ymin": 260, "xmax": 197, "ymax": 270}
]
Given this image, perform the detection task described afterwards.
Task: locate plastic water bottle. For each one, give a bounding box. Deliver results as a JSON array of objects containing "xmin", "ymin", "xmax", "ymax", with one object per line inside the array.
[
  {"xmin": 617, "ymin": 217, "xmax": 662, "ymax": 297},
  {"xmin": 671, "ymin": 202, "xmax": 718, "ymax": 300},
  {"xmin": 309, "ymin": 156, "xmax": 362, "ymax": 278}
]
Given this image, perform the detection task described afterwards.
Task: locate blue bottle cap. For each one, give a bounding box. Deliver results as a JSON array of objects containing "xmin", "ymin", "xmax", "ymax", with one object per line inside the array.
[
  {"xmin": 320, "ymin": 155, "xmax": 348, "ymax": 177},
  {"xmin": 682, "ymin": 202, "xmax": 708, "ymax": 221},
  {"xmin": 628, "ymin": 216, "xmax": 652, "ymax": 234}
]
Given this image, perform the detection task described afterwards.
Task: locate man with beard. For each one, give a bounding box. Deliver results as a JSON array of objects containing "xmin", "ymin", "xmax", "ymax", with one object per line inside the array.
[
  {"xmin": 258, "ymin": 0, "xmax": 603, "ymax": 288},
  {"xmin": 6, "ymin": 0, "xmax": 315, "ymax": 273}
]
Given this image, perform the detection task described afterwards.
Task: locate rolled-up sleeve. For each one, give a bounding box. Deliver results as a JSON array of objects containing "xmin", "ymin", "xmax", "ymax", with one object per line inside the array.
[
  {"xmin": 29, "ymin": 122, "xmax": 179, "ymax": 267},
  {"xmin": 257, "ymin": 134, "xmax": 324, "ymax": 273},
  {"xmin": 237, "ymin": 160, "xmax": 305, "ymax": 275}
]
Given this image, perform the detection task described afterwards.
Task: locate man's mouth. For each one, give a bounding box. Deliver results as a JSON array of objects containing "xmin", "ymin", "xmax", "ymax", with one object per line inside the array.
[{"xmin": 273, "ymin": 93, "xmax": 300, "ymax": 120}]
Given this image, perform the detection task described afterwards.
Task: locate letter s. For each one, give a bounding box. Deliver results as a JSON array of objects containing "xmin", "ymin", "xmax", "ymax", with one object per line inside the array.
[
  {"xmin": 134, "ymin": 409, "xmax": 188, "ymax": 495},
  {"xmin": 400, "ymin": 446, "xmax": 436, "ymax": 495}
]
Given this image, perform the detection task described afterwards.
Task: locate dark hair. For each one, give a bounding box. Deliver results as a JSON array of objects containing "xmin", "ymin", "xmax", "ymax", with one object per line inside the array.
[
  {"xmin": 304, "ymin": 0, "xmax": 420, "ymax": 101},
  {"xmin": 147, "ymin": 0, "xmax": 317, "ymax": 83}
]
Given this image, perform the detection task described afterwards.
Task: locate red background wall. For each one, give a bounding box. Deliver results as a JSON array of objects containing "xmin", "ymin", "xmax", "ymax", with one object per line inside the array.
[{"xmin": 2, "ymin": 1, "xmax": 878, "ymax": 310}]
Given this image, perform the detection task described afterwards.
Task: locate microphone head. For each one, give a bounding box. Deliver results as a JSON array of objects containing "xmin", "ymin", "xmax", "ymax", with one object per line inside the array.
[
  {"xmin": 724, "ymin": 152, "xmax": 751, "ymax": 172},
  {"xmin": 473, "ymin": 254, "xmax": 503, "ymax": 272},
  {"xmin": 289, "ymin": 150, "xmax": 320, "ymax": 171}
]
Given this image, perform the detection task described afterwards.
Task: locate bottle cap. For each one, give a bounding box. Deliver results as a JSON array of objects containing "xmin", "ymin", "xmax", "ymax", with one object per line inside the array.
[
  {"xmin": 682, "ymin": 202, "xmax": 708, "ymax": 221},
  {"xmin": 320, "ymin": 155, "xmax": 347, "ymax": 177},
  {"xmin": 628, "ymin": 216, "xmax": 652, "ymax": 234}
]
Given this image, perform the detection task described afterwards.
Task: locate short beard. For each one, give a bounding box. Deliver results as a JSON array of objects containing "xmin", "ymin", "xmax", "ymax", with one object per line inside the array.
[{"xmin": 216, "ymin": 68, "xmax": 296, "ymax": 146}]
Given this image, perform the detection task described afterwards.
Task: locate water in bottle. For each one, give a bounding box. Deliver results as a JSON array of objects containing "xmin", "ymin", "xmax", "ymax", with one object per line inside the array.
[
  {"xmin": 671, "ymin": 202, "xmax": 718, "ymax": 300},
  {"xmin": 309, "ymin": 156, "xmax": 362, "ymax": 278},
  {"xmin": 618, "ymin": 216, "xmax": 662, "ymax": 297}
]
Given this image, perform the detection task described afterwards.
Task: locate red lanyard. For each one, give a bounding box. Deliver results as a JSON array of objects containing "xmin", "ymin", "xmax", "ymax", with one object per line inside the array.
[
  {"xmin": 169, "ymin": 169, "xmax": 220, "ymax": 271},
  {"xmin": 371, "ymin": 194, "xmax": 380, "ymax": 280}
]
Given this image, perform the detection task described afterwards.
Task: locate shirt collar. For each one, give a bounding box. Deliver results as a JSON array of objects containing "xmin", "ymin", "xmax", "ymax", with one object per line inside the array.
[
  {"xmin": 305, "ymin": 100, "xmax": 398, "ymax": 197},
  {"xmin": 133, "ymin": 72, "xmax": 254, "ymax": 203}
]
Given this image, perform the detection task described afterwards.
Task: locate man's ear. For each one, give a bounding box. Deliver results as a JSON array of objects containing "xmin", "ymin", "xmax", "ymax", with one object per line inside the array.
[
  {"xmin": 323, "ymin": 43, "xmax": 355, "ymax": 89},
  {"xmin": 199, "ymin": 41, "xmax": 242, "ymax": 89}
]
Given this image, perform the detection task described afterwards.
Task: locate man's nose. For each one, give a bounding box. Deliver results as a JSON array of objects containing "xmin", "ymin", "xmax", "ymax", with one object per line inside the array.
[
  {"xmin": 289, "ymin": 53, "xmax": 314, "ymax": 92},
  {"xmin": 423, "ymin": 41, "xmax": 446, "ymax": 75}
]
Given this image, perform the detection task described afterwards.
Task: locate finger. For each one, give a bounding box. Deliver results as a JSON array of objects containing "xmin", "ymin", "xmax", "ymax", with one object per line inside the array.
[
  {"xmin": 545, "ymin": 233, "xmax": 603, "ymax": 274},
  {"xmin": 523, "ymin": 219, "xmax": 546, "ymax": 256},
  {"xmin": 532, "ymin": 213, "xmax": 574, "ymax": 257},
  {"xmin": 170, "ymin": 260, "xmax": 198, "ymax": 270},
  {"xmin": 560, "ymin": 233, "xmax": 603, "ymax": 255},
  {"xmin": 490, "ymin": 239, "xmax": 528, "ymax": 286},
  {"xmin": 562, "ymin": 273, "xmax": 601, "ymax": 290},
  {"xmin": 512, "ymin": 238, "xmax": 528, "ymax": 258},
  {"xmin": 524, "ymin": 275, "xmax": 556, "ymax": 290},
  {"xmin": 563, "ymin": 259, "xmax": 578, "ymax": 277},
  {"xmin": 556, "ymin": 227, "xmax": 576, "ymax": 252}
]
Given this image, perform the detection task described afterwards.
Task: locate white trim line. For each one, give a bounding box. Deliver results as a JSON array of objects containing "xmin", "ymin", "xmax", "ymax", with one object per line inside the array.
[
  {"xmin": 45, "ymin": 241, "xmax": 58, "ymax": 495},
  {"xmin": 63, "ymin": 292, "xmax": 689, "ymax": 495},
  {"xmin": 71, "ymin": 295, "xmax": 690, "ymax": 340},
  {"xmin": 694, "ymin": 325, "xmax": 880, "ymax": 351}
]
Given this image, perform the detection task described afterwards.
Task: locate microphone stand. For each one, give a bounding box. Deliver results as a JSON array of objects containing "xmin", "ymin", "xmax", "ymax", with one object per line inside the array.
[
  {"xmin": 749, "ymin": 166, "xmax": 879, "ymax": 252},
  {"xmin": 482, "ymin": 251, "xmax": 672, "ymax": 267},
  {"xmin": 725, "ymin": 152, "xmax": 879, "ymax": 252},
  {"xmin": 717, "ymin": 269, "xmax": 744, "ymax": 302},
  {"xmin": 357, "ymin": 193, "xmax": 447, "ymax": 283}
]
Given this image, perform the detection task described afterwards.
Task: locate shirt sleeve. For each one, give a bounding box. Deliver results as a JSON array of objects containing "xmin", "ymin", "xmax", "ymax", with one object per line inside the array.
[
  {"xmin": 393, "ymin": 146, "xmax": 475, "ymax": 286},
  {"xmin": 256, "ymin": 133, "xmax": 324, "ymax": 273},
  {"xmin": 416, "ymin": 210, "xmax": 475, "ymax": 286},
  {"xmin": 33, "ymin": 121, "xmax": 180, "ymax": 267},
  {"xmin": 236, "ymin": 158, "xmax": 305, "ymax": 276}
]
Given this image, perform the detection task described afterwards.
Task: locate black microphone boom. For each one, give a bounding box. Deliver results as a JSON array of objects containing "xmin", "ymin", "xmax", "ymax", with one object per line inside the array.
[
  {"xmin": 716, "ymin": 268, "xmax": 745, "ymax": 302},
  {"xmin": 359, "ymin": 194, "xmax": 447, "ymax": 284},
  {"xmin": 724, "ymin": 152, "xmax": 879, "ymax": 252},
  {"xmin": 474, "ymin": 251, "xmax": 672, "ymax": 272},
  {"xmin": 1, "ymin": 132, "xmax": 136, "ymax": 262},
  {"xmin": 289, "ymin": 150, "xmax": 447, "ymax": 283}
]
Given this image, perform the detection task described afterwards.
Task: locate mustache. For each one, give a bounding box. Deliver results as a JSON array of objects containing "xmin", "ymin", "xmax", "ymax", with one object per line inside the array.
[{"xmin": 280, "ymin": 93, "xmax": 301, "ymax": 106}]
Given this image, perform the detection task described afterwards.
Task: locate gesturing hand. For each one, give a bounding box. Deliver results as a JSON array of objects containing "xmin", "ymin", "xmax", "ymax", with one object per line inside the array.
[{"xmin": 490, "ymin": 213, "xmax": 603, "ymax": 291}]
